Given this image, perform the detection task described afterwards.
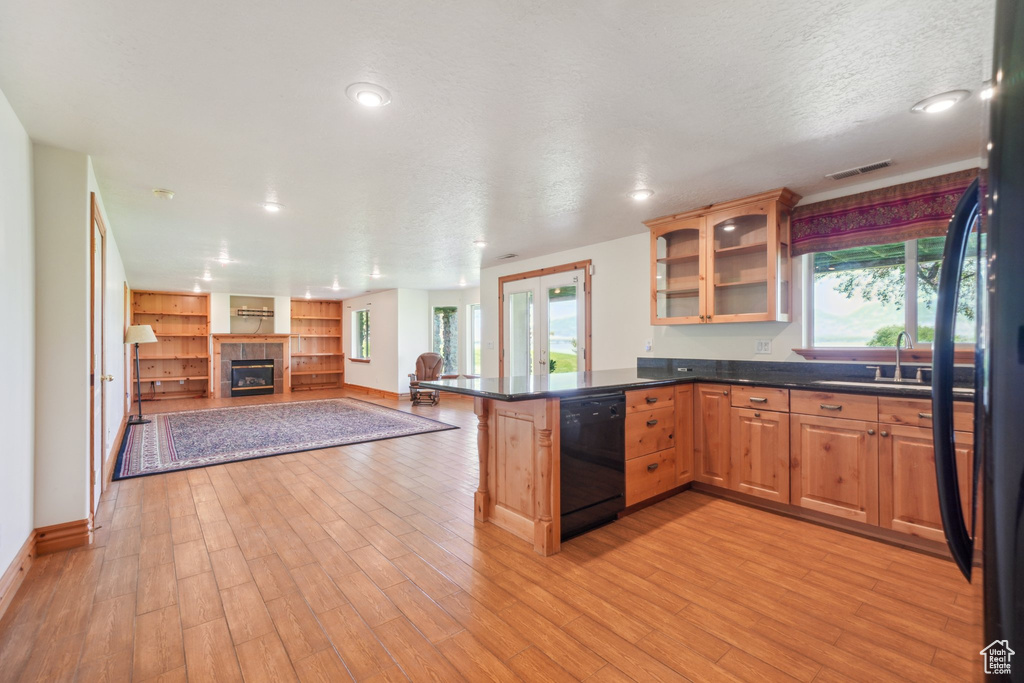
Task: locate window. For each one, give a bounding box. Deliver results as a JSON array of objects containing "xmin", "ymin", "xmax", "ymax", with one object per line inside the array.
[
  {"xmin": 432, "ymin": 306, "xmax": 458, "ymax": 374},
  {"xmin": 467, "ymin": 303, "xmax": 481, "ymax": 375},
  {"xmin": 352, "ymin": 309, "xmax": 370, "ymax": 359},
  {"xmin": 811, "ymin": 235, "xmax": 978, "ymax": 347}
]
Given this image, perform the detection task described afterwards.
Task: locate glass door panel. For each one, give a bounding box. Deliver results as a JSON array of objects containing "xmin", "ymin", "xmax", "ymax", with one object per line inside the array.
[
  {"xmin": 655, "ymin": 221, "xmax": 703, "ymax": 320},
  {"xmin": 778, "ymin": 208, "xmax": 791, "ymax": 318},
  {"xmin": 545, "ymin": 277, "xmax": 583, "ymax": 374},
  {"xmin": 710, "ymin": 210, "xmax": 769, "ymax": 318},
  {"xmin": 505, "ymin": 289, "xmax": 535, "ymax": 377}
]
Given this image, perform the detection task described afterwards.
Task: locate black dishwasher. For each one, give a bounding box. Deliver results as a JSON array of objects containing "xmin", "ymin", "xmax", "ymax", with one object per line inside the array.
[{"xmin": 560, "ymin": 393, "xmax": 625, "ymax": 541}]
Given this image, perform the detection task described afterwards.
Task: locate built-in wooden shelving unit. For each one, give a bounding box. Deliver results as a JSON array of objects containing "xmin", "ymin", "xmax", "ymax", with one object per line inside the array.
[
  {"xmin": 131, "ymin": 290, "xmax": 211, "ymax": 400},
  {"xmin": 289, "ymin": 299, "xmax": 344, "ymax": 391}
]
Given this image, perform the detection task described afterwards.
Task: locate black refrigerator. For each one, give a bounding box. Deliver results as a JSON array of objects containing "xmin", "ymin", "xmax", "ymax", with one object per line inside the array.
[{"xmin": 932, "ymin": 0, "xmax": 1024, "ymax": 674}]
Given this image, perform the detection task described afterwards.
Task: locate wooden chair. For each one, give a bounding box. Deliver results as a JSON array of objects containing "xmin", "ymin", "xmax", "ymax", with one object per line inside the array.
[{"xmin": 408, "ymin": 352, "xmax": 444, "ymax": 406}]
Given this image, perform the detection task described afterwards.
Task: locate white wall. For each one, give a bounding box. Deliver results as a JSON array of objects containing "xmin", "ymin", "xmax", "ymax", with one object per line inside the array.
[
  {"xmin": 342, "ymin": 290, "xmax": 399, "ymax": 393},
  {"xmin": 0, "ymin": 88, "xmax": 35, "ymax": 569},
  {"xmin": 33, "ymin": 144, "xmax": 91, "ymax": 528},
  {"xmin": 209, "ymin": 292, "xmax": 296, "ymax": 334},
  {"xmin": 397, "ymin": 289, "xmax": 430, "ymax": 393},
  {"xmin": 427, "ymin": 288, "xmax": 481, "ymax": 375},
  {"xmin": 480, "ymin": 159, "xmax": 981, "ymax": 378},
  {"xmin": 96, "ymin": 191, "xmax": 130, "ymax": 452}
]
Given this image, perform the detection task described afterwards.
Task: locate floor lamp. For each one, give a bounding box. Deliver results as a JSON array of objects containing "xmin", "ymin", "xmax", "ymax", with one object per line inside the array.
[{"xmin": 126, "ymin": 324, "xmax": 158, "ymax": 425}]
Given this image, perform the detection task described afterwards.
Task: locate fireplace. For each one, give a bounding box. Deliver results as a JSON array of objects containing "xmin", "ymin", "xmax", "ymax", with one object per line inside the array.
[{"xmin": 230, "ymin": 359, "xmax": 275, "ymax": 397}]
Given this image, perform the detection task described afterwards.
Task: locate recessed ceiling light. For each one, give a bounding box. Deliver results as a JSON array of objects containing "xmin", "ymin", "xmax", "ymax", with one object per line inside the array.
[
  {"xmin": 193, "ymin": 283, "xmax": 201, "ymax": 293},
  {"xmin": 459, "ymin": 278, "xmax": 467, "ymax": 287},
  {"xmin": 630, "ymin": 189, "xmax": 654, "ymax": 201},
  {"xmin": 305, "ymin": 290, "xmax": 312, "ymax": 299},
  {"xmin": 215, "ymin": 253, "xmax": 232, "ymax": 265},
  {"xmin": 911, "ymin": 90, "xmax": 970, "ymax": 114},
  {"xmin": 331, "ymin": 280, "xmax": 341, "ymax": 291},
  {"xmin": 262, "ymin": 202, "xmax": 283, "ymax": 213},
  {"xmin": 370, "ymin": 272, "xmax": 381, "ymax": 279},
  {"xmin": 473, "ymin": 240, "xmax": 487, "ymax": 248},
  {"xmin": 980, "ymin": 82, "xmax": 995, "ymax": 100},
  {"xmin": 202, "ymin": 270, "xmax": 212, "ymax": 282},
  {"xmin": 346, "ymin": 82, "xmax": 392, "ymax": 108},
  {"xmin": 722, "ymin": 223, "xmax": 736, "ymax": 232},
  {"xmin": 153, "ymin": 189, "xmax": 175, "ymax": 200}
]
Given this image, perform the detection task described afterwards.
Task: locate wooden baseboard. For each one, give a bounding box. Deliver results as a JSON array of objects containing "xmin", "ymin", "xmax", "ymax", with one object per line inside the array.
[
  {"xmin": 344, "ymin": 383, "xmax": 409, "ymax": 401},
  {"xmin": 0, "ymin": 532, "xmax": 37, "ymax": 623},
  {"xmin": 103, "ymin": 415, "xmax": 128, "ymax": 485},
  {"xmin": 35, "ymin": 519, "xmax": 92, "ymax": 555}
]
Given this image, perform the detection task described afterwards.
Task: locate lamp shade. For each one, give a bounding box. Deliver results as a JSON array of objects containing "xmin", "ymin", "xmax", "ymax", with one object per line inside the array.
[{"xmin": 125, "ymin": 324, "xmax": 158, "ymax": 344}]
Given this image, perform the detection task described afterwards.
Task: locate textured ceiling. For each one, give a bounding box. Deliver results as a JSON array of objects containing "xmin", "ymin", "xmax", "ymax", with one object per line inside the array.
[{"xmin": 0, "ymin": 0, "xmax": 994, "ymax": 296}]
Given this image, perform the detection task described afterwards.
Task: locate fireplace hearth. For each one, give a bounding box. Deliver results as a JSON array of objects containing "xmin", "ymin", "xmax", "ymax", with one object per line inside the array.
[{"xmin": 230, "ymin": 359, "xmax": 274, "ymax": 397}]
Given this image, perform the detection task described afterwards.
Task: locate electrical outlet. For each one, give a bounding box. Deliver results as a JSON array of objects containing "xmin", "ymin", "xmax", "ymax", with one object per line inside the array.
[
  {"xmin": 644, "ymin": 340, "xmax": 653, "ymax": 352},
  {"xmin": 487, "ymin": 341, "xmax": 494, "ymax": 349},
  {"xmin": 755, "ymin": 339, "xmax": 772, "ymax": 355}
]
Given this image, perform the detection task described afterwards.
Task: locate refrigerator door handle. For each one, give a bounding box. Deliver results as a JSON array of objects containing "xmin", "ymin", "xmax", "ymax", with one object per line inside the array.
[{"xmin": 932, "ymin": 177, "xmax": 980, "ymax": 582}]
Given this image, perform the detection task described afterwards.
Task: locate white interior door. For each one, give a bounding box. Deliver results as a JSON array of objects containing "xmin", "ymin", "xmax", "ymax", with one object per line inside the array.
[
  {"xmin": 90, "ymin": 204, "xmax": 106, "ymax": 513},
  {"xmin": 502, "ymin": 269, "xmax": 586, "ymax": 377}
]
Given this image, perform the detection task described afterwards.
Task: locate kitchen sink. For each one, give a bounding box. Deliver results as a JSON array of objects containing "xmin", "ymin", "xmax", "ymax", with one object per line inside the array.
[{"xmin": 813, "ymin": 380, "xmax": 974, "ymax": 395}]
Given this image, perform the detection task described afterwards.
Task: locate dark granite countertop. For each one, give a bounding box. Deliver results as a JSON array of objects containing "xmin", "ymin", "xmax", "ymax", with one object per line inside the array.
[{"xmin": 420, "ymin": 359, "xmax": 975, "ymax": 402}]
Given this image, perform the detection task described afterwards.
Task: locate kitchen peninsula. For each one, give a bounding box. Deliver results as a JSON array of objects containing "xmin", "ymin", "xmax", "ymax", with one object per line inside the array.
[{"xmin": 421, "ymin": 359, "xmax": 975, "ymax": 556}]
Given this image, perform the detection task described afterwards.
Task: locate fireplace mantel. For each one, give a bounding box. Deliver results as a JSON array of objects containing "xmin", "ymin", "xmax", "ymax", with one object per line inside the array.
[{"xmin": 212, "ymin": 335, "xmax": 291, "ymax": 398}]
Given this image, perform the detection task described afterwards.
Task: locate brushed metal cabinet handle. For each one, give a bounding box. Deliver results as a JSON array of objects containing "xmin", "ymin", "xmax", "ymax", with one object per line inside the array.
[
  {"xmin": 749, "ymin": 397, "xmax": 768, "ymax": 403},
  {"xmin": 723, "ymin": 390, "xmax": 729, "ymax": 395},
  {"xmin": 881, "ymin": 430, "xmax": 890, "ymax": 437},
  {"xmin": 867, "ymin": 429, "xmax": 875, "ymax": 435},
  {"xmin": 646, "ymin": 419, "xmax": 658, "ymax": 427},
  {"xmin": 820, "ymin": 403, "xmax": 843, "ymax": 411},
  {"xmin": 918, "ymin": 412, "xmax": 933, "ymax": 419},
  {"xmin": 753, "ymin": 412, "xmax": 761, "ymax": 418},
  {"xmin": 647, "ymin": 463, "xmax": 659, "ymax": 472},
  {"xmin": 646, "ymin": 397, "xmax": 658, "ymax": 404}
]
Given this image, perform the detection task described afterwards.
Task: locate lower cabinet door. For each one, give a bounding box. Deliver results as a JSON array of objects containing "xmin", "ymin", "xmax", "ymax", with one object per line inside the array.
[
  {"xmin": 675, "ymin": 384, "xmax": 694, "ymax": 485},
  {"xmin": 626, "ymin": 449, "xmax": 676, "ymax": 506},
  {"xmin": 730, "ymin": 408, "xmax": 789, "ymax": 502},
  {"xmin": 790, "ymin": 414, "xmax": 878, "ymax": 524},
  {"xmin": 694, "ymin": 384, "xmax": 731, "ymax": 487},
  {"xmin": 879, "ymin": 425, "xmax": 979, "ymax": 543}
]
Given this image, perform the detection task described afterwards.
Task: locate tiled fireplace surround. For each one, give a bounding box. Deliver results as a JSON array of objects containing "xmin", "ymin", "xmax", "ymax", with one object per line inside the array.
[{"xmin": 218, "ymin": 341, "xmax": 286, "ymax": 397}]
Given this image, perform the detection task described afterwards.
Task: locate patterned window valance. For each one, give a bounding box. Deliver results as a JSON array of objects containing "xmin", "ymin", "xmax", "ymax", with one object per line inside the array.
[{"xmin": 790, "ymin": 168, "xmax": 979, "ymax": 256}]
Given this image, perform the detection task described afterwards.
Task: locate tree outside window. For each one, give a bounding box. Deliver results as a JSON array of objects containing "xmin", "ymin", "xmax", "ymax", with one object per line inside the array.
[
  {"xmin": 432, "ymin": 306, "xmax": 458, "ymax": 374},
  {"xmin": 352, "ymin": 309, "xmax": 370, "ymax": 359}
]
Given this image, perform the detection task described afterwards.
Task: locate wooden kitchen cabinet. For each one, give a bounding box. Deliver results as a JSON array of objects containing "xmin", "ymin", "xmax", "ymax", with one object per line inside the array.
[
  {"xmin": 790, "ymin": 413, "xmax": 879, "ymax": 525},
  {"xmin": 646, "ymin": 188, "xmax": 800, "ymax": 325},
  {"xmin": 878, "ymin": 424, "xmax": 979, "ymax": 543},
  {"xmin": 675, "ymin": 385, "xmax": 694, "ymax": 485},
  {"xmin": 731, "ymin": 407, "xmax": 790, "ymax": 503},
  {"xmin": 694, "ymin": 384, "xmax": 732, "ymax": 487}
]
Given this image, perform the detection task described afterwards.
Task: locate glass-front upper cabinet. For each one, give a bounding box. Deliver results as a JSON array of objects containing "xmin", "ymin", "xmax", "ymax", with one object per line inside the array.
[
  {"xmin": 646, "ymin": 188, "xmax": 799, "ymax": 325},
  {"xmin": 650, "ymin": 215, "xmax": 705, "ymax": 324}
]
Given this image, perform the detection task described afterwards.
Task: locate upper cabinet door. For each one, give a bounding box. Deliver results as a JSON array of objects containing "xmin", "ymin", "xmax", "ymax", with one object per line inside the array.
[
  {"xmin": 650, "ymin": 216, "xmax": 706, "ymax": 325},
  {"xmin": 706, "ymin": 200, "xmax": 775, "ymax": 323}
]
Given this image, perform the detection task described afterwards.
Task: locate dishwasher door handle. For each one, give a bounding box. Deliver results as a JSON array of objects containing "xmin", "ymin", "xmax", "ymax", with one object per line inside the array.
[{"xmin": 646, "ymin": 419, "xmax": 659, "ymax": 427}]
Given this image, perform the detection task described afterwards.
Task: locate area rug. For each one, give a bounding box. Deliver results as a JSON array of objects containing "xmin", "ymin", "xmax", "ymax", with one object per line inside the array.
[{"xmin": 113, "ymin": 398, "xmax": 457, "ymax": 480}]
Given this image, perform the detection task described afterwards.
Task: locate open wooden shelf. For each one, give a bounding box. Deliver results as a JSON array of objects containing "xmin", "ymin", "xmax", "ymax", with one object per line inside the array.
[
  {"xmin": 657, "ymin": 253, "xmax": 700, "ymax": 265},
  {"xmin": 132, "ymin": 290, "xmax": 211, "ymax": 399},
  {"xmin": 714, "ymin": 279, "xmax": 768, "ymax": 289},
  {"xmin": 139, "ymin": 375, "xmax": 210, "ymax": 382},
  {"xmin": 290, "ymin": 298, "xmax": 344, "ymax": 391},
  {"xmin": 133, "ymin": 310, "xmax": 209, "ymax": 317},
  {"xmin": 714, "ymin": 241, "xmax": 768, "ymax": 257}
]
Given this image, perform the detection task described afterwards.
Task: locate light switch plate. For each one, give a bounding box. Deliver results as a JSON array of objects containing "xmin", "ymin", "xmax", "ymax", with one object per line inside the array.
[
  {"xmin": 755, "ymin": 339, "xmax": 772, "ymax": 354},
  {"xmin": 644, "ymin": 340, "xmax": 653, "ymax": 352},
  {"xmin": 487, "ymin": 341, "xmax": 494, "ymax": 349}
]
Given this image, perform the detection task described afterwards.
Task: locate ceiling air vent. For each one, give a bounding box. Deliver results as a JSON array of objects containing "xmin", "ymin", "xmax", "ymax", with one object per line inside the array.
[
  {"xmin": 496, "ymin": 253, "xmax": 519, "ymax": 260},
  {"xmin": 826, "ymin": 159, "xmax": 893, "ymax": 181}
]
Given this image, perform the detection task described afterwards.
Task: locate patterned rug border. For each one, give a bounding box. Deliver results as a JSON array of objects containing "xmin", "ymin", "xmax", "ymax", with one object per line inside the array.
[{"xmin": 112, "ymin": 397, "xmax": 459, "ymax": 481}]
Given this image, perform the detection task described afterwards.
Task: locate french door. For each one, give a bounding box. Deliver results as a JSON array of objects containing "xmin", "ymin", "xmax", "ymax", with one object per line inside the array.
[
  {"xmin": 502, "ymin": 269, "xmax": 587, "ymax": 378},
  {"xmin": 89, "ymin": 194, "xmax": 108, "ymax": 514}
]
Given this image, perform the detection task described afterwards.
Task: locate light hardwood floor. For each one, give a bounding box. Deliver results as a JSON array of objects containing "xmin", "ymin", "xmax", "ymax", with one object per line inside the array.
[{"xmin": 0, "ymin": 389, "xmax": 984, "ymax": 681}]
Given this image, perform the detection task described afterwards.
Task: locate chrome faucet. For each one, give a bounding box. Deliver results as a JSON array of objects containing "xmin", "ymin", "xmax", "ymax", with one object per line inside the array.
[{"xmin": 894, "ymin": 330, "xmax": 913, "ymax": 383}]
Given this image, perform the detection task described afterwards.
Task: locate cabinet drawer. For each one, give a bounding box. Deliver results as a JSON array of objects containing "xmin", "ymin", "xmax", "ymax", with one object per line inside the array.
[
  {"xmin": 626, "ymin": 406, "xmax": 676, "ymax": 459},
  {"xmin": 626, "ymin": 449, "xmax": 676, "ymax": 505},
  {"xmin": 878, "ymin": 397, "xmax": 974, "ymax": 432},
  {"xmin": 626, "ymin": 386, "xmax": 675, "ymax": 413},
  {"xmin": 730, "ymin": 385, "xmax": 789, "ymax": 412},
  {"xmin": 790, "ymin": 390, "xmax": 878, "ymax": 422}
]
